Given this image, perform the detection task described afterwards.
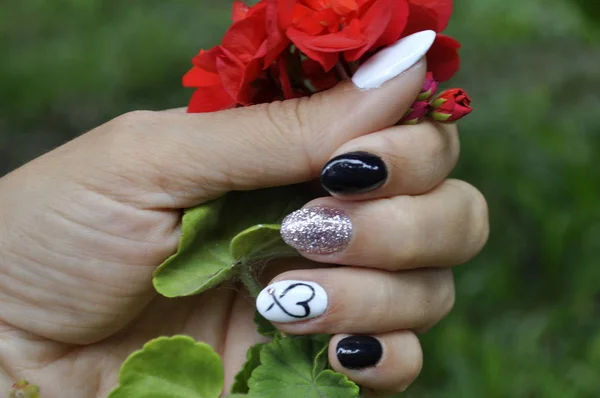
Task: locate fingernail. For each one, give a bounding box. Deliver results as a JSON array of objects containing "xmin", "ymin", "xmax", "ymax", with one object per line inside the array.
[
  {"xmin": 256, "ymin": 280, "xmax": 328, "ymax": 323},
  {"xmin": 336, "ymin": 336, "xmax": 383, "ymax": 369},
  {"xmin": 321, "ymin": 151, "xmax": 387, "ymax": 195},
  {"xmin": 280, "ymin": 207, "xmax": 352, "ymax": 254},
  {"xmin": 352, "ymin": 30, "xmax": 436, "ymax": 89}
]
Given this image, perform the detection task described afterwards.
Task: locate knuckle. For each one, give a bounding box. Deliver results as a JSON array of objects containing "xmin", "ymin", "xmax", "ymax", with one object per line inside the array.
[
  {"xmin": 323, "ymin": 298, "xmax": 354, "ymax": 331},
  {"xmin": 107, "ymin": 110, "xmax": 162, "ymax": 146},
  {"xmin": 437, "ymin": 121, "xmax": 461, "ymax": 159},
  {"xmin": 112, "ymin": 110, "xmax": 158, "ymax": 132},
  {"xmin": 387, "ymin": 198, "xmax": 421, "ymax": 269},
  {"xmin": 466, "ymin": 183, "xmax": 490, "ymax": 253},
  {"xmin": 437, "ymin": 269, "xmax": 456, "ymax": 318},
  {"xmin": 446, "ymin": 179, "xmax": 489, "ymax": 261},
  {"xmin": 262, "ymin": 99, "xmax": 318, "ymax": 176},
  {"xmin": 397, "ymin": 334, "xmax": 423, "ymax": 390},
  {"xmin": 426, "ymin": 123, "xmax": 459, "ymax": 177}
]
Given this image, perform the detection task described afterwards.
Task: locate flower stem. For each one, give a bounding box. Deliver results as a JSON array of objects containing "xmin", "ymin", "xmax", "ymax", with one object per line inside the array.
[
  {"xmin": 335, "ymin": 61, "xmax": 350, "ymax": 81},
  {"xmin": 238, "ymin": 264, "xmax": 263, "ymax": 298}
]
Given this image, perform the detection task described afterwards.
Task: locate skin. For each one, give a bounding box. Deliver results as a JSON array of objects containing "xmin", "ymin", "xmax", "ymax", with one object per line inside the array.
[{"xmin": 0, "ymin": 60, "xmax": 488, "ymax": 397}]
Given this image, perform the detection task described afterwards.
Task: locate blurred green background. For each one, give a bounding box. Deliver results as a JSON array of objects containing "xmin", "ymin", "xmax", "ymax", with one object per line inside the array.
[{"xmin": 2, "ymin": 0, "xmax": 599, "ymax": 396}]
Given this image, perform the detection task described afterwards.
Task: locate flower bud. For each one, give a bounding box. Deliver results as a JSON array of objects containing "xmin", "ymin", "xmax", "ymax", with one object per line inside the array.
[
  {"xmin": 429, "ymin": 88, "xmax": 472, "ymax": 122},
  {"xmin": 417, "ymin": 72, "xmax": 438, "ymax": 101},
  {"xmin": 10, "ymin": 380, "xmax": 40, "ymax": 398},
  {"xmin": 401, "ymin": 100, "xmax": 431, "ymax": 125}
]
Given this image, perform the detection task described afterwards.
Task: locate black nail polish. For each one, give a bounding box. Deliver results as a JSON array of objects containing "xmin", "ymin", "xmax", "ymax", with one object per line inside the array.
[
  {"xmin": 336, "ymin": 335, "xmax": 383, "ymax": 369},
  {"xmin": 321, "ymin": 152, "xmax": 387, "ymax": 195}
]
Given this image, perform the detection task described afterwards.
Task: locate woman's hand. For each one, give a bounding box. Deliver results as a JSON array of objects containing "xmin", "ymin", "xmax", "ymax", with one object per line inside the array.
[{"xmin": 0, "ymin": 48, "xmax": 488, "ymax": 397}]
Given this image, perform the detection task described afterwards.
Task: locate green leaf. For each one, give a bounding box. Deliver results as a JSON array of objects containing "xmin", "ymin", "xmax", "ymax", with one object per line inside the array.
[
  {"xmin": 108, "ymin": 335, "xmax": 223, "ymax": 398},
  {"xmin": 230, "ymin": 224, "xmax": 298, "ymax": 261},
  {"xmin": 231, "ymin": 343, "xmax": 265, "ymax": 394},
  {"xmin": 248, "ymin": 336, "xmax": 359, "ymax": 398},
  {"xmin": 254, "ymin": 311, "xmax": 278, "ymax": 338},
  {"xmin": 153, "ymin": 186, "xmax": 311, "ymax": 297},
  {"xmin": 312, "ymin": 336, "xmax": 330, "ymax": 378}
]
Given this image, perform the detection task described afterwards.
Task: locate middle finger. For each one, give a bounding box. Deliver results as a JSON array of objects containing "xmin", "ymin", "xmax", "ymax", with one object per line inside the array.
[{"xmin": 281, "ymin": 179, "xmax": 489, "ymax": 270}]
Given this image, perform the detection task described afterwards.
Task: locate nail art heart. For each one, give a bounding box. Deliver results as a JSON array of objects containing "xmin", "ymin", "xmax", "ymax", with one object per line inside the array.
[{"xmin": 256, "ymin": 280, "xmax": 328, "ymax": 323}]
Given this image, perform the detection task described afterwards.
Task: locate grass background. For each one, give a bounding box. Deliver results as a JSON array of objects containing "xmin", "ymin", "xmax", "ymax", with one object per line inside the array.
[{"xmin": 2, "ymin": 0, "xmax": 600, "ymax": 396}]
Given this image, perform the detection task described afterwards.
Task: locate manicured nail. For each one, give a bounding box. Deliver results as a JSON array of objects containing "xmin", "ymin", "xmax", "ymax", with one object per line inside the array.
[
  {"xmin": 256, "ymin": 280, "xmax": 328, "ymax": 323},
  {"xmin": 336, "ymin": 336, "xmax": 383, "ymax": 369},
  {"xmin": 280, "ymin": 207, "xmax": 352, "ymax": 254},
  {"xmin": 352, "ymin": 30, "xmax": 436, "ymax": 89},
  {"xmin": 321, "ymin": 151, "xmax": 387, "ymax": 195}
]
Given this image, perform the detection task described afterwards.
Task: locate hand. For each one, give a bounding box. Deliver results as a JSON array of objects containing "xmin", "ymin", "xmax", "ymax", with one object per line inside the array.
[{"xmin": 0, "ymin": 54, "xmax": 488, "ymax": 397}]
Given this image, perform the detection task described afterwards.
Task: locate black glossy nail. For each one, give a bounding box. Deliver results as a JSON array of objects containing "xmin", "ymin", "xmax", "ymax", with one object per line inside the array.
[
  {"xmin": 336, "ymin": 335, "xmax": 383, "ymax": 369},
  {"xmin": 321, "ymin": 151, "xmax": 387, "ymax": 195}
]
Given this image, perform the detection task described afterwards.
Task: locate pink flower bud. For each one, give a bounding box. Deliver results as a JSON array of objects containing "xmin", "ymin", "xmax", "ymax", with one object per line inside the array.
[
  {"xmin": 429, "ymin": 88, "xmax": 472, "ymax": 122},
  {"xmin": 417, "ymin": 72, "xmax": 438, "ymax": 101},
  {"xmin": 401, "ymin": 100, "xmax": 431, "ymax": 125}
]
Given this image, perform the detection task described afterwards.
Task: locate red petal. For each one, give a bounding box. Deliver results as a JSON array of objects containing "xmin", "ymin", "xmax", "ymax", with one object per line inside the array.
[
  {"xmin": 277, "ymin": 0, "xmax": 297, "ymax": 28},
  {"xmin": 286, "ymin": 28, "xmax": 339, "ymax": 70},
  {"xmin": 372, "ymin": 0, "xmax": 409, "ymax": 48},
  {"xmin": 222, "ymin": 9, "xmax": 268, "ymax": 62},
  {"xmin": 276, "ymin": 58, "xmax": 294, "ymax": 99},
  {"xmin": 426, "ymin": 34, "xmax": 460, "ymax": 82},
  {"xmin": 345, "ymin": 0, "xmax": 396, "ymax": 60},
  {"xmin": 192, "ymin": 48, "xmax": 220, "ymax": 73},
  {"xmin": 264, "ymin": 0, "xmax": 291, "ymax": 67},
  {"xmin": 217, "ymin": 52, "xmax": 262, "ymax": 104},
  {"xmin": 330, "ymin": 0, "xmax": 359, "ymax": 15},
  {"xmin": 182, "ymin": 67, "xmax": 221, "ymax": 87},
  {"xmin": 187, "ymin": 87, "xmax": 236, "ymax": 113},
  {"xmin": 404, "ymin": 0, "xmax": 452, "ymax": 34},
  {"xmin": 299, "ymin": 29, "xmax": 364, "ymax": 51},
  {"xmin": 232, "ymin": 1, "xmax": 250, "ymax": 21},
  {"xmin": 301, "ymin": 0, "xmax": 328, "ymax": 11},
  {"xmin": 410, "ymin": 0, "xmax": 452, "ymax": 31},
  {"xmin": 294, "ymin": 7, "xmax": 329, "ymax": 35}
]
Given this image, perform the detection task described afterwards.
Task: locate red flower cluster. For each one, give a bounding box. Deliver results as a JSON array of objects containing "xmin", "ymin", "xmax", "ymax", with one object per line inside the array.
[{"xmin": 184, "ymin": 0, "xmax": 461, "ymax": 113}]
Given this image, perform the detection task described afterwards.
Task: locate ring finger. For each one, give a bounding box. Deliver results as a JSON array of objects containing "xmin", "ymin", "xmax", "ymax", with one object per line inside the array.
[{"xmin": 256, "ymin": 266, "xmax": 454, "ymax": 335}]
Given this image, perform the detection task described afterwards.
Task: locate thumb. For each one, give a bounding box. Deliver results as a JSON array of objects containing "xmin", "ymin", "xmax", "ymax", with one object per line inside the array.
[{"xmin": 104, "ymin": 31, "xmax": 435, "ymax": 208}]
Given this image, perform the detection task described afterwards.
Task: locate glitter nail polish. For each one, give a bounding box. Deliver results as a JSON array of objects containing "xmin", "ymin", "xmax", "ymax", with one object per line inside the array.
[{"xmin": 280, "ymin": 207, "xmax": 352, "ymax": 254}]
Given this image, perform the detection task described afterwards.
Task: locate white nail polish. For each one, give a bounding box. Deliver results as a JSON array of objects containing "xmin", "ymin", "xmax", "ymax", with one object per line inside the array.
[
  {"xmin": 352, "ymin": 30, "xmax": 436, "ymax": 89},
  {"xmin": 256, "ymin": 280, "xmax": 328, "ymax": 323}
]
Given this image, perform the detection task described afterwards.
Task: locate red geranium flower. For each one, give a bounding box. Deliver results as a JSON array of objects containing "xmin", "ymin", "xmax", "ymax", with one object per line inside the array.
[
  {"xmin": 265, "ymin": 0, "xmax": 459, "ymax": 80},
  {"xmin": 183, "ymin": 2, "xmax": 272, "ymax": 112},
  {"xmin": 269, "ymin": 0, "xmax": 410, "ymax": 71},
  {"xmin": 183, "ymin": 0, "xmax": 464, "ymax": 112}
]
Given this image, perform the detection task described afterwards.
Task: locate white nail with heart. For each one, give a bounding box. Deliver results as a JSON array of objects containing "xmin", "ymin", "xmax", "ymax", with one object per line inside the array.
[
  {"xmin": 352, "ymin": 30, "xmax": 437, "ymax": 89},
  {"xmin": 256, "ymin": 280, "xmax": 328, "ymax": 323}
]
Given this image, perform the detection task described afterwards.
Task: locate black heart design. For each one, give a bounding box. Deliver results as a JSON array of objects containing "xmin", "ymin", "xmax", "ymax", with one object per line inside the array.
[{"xmin": 265, "ymin": 283, "xmax": 316, "ymax": 318}]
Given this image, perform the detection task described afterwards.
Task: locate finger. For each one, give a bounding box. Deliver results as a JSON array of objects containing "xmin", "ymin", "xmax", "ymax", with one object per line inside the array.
[
  {"xmin": 329, "ymin": 331, "xmax": 423, "ymax": 393},
  {"xmin": 320, "ymin": 122, "xmax": 460, "ymax": 199},
  {"xmin": 81, "ymin": 31, "xmax": 436, "ymax": 208},
  {"xmin": 280, "ymin": 179, "xmax": 489, "ymax": 270},
  {"xmin": 255, "ymin": 267, "xmax": 454, "ymax": 334}
]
